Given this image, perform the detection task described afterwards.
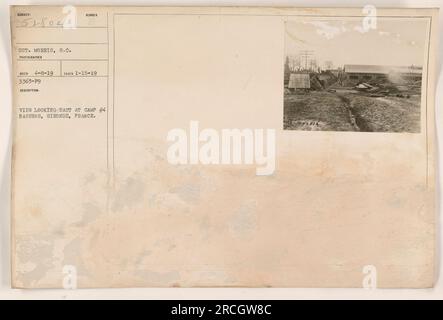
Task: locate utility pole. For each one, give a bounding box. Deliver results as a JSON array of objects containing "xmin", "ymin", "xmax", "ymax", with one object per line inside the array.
[
  {"xmin": 310, "ymin": 58, "xmax": 317, "ymax": 72},
  {"xmin": 298, "ymin": 50, "xmax": 314, "ymax": 71}
]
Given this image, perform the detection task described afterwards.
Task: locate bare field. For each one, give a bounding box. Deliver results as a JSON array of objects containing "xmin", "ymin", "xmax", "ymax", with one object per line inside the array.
[
  {"xmin": 284, "ymin": 92, "xmax": 355, "ymax": 131},
  {"xmin": 284, "ymin": 91, "xmax": 421, "ymax": 133},
  {"xmin": 348, "ymin": 95, "xmax": 421, "ymax": 133}
]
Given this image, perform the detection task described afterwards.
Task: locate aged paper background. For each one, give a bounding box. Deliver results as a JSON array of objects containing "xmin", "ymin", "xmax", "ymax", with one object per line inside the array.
[{"xmin": 2, "ymin": 3, "xmax": 441, "ymax": 295}]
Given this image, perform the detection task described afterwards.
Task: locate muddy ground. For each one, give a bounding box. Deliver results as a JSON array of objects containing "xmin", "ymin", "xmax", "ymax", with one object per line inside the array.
[{"xmin": 283, "ymin": 90, "xmax": 421, "ymax": 133}]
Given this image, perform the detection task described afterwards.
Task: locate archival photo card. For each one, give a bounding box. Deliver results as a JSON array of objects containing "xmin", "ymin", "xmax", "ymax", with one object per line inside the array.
[
  {"xmin": 283, "ymin": 17, "xmax": 428, "ymax": 133},
  {"xmin": 10, "ymin": 6, "xmax": 438, "ymax": 289}
]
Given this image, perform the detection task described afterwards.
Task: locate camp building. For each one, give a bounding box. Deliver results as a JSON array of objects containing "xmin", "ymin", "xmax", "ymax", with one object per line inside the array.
[{"xmin": 344, "ymin": 64, "xmax": 422, "ymax": 84}]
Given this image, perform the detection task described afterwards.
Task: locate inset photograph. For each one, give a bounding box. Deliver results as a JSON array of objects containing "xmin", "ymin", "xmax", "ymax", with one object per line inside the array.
[{"xmin": 284, "ymin": 18, "xmax": 427, "ymax": 132}]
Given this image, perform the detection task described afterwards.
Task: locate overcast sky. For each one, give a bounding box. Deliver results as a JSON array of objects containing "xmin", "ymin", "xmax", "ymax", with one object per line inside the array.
[{"xmin": 285, "ymin": 17, "xmax": 429, "ymax": 68}]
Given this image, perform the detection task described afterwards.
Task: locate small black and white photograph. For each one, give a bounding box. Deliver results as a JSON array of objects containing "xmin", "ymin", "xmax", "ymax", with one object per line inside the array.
[{"xmin": 284, "ymin": 18, "xmax": 428, "ymax": 132}]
